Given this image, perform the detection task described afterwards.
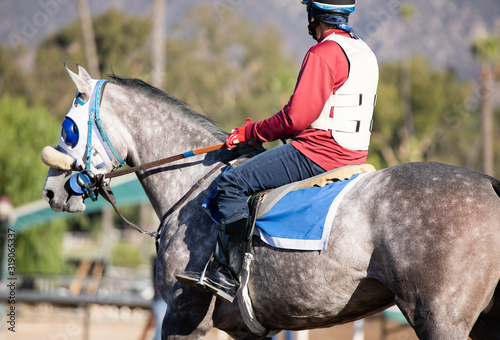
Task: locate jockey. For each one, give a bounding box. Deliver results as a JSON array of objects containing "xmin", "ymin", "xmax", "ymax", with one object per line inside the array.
[{"xmin": 177, "ymin": 0, "xmax": 379, "ymax": 303}]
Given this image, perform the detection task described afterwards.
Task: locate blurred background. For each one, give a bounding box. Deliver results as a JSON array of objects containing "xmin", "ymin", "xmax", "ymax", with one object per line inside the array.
[{"xmin": 0, "ymin": 0, "xmax": 499, "ymax": 339}]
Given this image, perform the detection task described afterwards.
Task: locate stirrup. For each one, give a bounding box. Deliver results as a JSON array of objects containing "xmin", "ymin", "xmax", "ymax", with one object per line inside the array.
[
  {"xmin": 196, "ymin": 256, "xmax": 212, "ymax": 289},
  {"xmin": 175, "ymin": 256, "xmax": 212, "ymax": 289},
  {"xmin": 197, "ymin": 255, "xmax": 239, "ymax": 303}
]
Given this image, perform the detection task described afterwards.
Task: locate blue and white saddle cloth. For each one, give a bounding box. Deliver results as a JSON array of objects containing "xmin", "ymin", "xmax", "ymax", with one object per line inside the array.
[{"xmin": 203, "ymin": 164, "xmax": 374, "ymax": 251}]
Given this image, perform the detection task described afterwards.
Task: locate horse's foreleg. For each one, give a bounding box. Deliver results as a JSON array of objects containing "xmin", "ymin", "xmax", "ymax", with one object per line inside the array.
[{"xmin": 161, "ymin": 286, "xmax": 216, "ymax": 339}]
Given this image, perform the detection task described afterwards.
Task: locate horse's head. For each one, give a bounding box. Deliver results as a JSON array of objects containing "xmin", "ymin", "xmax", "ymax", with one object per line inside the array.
[{"xmin": 42, "ymin": 65, "xmax": 127, "ymax": 212}]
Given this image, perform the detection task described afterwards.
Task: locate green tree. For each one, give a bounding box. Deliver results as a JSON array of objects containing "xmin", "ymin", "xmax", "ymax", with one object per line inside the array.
[
  {"xmin": 399, "ymin": 3, "xmax": 416, "ymax": 19},
  {"xmin": 32, "ymin": 9, "xmax": 152, "ymax": 117},
  {"xmin": 93, "ymin": 9, "xmax": 152, "ymax": 76},
  {"xmin": 0, "ymin": 94, "xmax": 61, "ymax": 205},
  {"xmin": 0, "ymin": 94, "xmax": 70, "ymax": 274},
  {"xmin": 0, "ymin": 46, "xmax": 30, "ymax": 100},
  {"xmin": 30, "ymin": 6, "xmax": 298, "ymax": 130},
  {"xmin": 368, "ymin": 56, "xmax": 474, "ymax": 169},
  {"xmin": 165, "ymin": 4, "xmax": 297, "ymax": 132},
  {"xmin": 16, "ymin": 219, "xmax": 69, "ymax": 274}
]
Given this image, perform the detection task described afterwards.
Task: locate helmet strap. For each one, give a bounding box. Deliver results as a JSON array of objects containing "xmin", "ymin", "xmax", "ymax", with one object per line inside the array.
[
  {"xmin": 307, "ymin": 7, "xmax": 321, "ymax": 40},
  {"xmin": 308, "ymin": 20, "xmax": 320, "ymax": 40}
]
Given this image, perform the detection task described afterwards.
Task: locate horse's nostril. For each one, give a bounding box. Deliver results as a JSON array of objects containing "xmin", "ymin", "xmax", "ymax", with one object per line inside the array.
[{"xmin": 44, "ymin": 190, "xmax": 55, "ymax": 201}]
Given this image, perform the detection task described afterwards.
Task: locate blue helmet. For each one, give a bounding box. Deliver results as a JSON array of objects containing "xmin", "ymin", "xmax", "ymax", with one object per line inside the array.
[
  {"xmin": 302, "ymin": 0, "xmax": 357, "ymax": 40},
  {"xmin": 301, "ymin": 0, "xmax": 355, "ymax": 16}
]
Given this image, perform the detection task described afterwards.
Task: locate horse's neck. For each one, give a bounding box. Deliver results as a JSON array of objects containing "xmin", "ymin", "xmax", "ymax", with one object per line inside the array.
[{"xmin": 105, "ymin": 85, "xmax": 226, "ymax": 220}]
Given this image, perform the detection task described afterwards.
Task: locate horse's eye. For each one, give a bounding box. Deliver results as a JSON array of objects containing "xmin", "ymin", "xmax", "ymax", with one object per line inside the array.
[
  {"xmin": 74, "ymin": 92, "xmax": 86, "ymax": 107},
  {"xmin": 61, "ymin": 117, "xmax": 79, "ymax": 148}
]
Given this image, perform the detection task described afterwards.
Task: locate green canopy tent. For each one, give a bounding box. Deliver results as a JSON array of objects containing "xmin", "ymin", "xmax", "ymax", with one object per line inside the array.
[
  {"xmin": 0, "ymin": 174, "xmax": 154, "ymax": 313},
  {"xmin": 0, "ymin": 174, "xmax": 151, "ymax": 281},
  {"xmin": 10, "ymin": 174, "xmax": 149, "ymax": 233}
]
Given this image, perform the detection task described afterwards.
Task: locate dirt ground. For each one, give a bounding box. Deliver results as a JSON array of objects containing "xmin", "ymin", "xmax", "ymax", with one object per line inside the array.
[{"xmin": 0, "ymin": 303, "xmax": 418, "ymax": 340}]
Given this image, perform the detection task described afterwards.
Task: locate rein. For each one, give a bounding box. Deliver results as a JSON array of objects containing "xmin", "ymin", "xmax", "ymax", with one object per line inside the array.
[
  {"xmin": 91, "ymin": 145, "xmax": 231, "ymax": 244},
  {"xmin": 70, "ymin": 78, "xmax": 232, "ymax": 244},
  {"xmin": 103, "ymin": 143, "xmax": 227, "ymax": 179},
  {"xmin": 98, "ymin": 160, "xmax": 228, "ymax": 249}
]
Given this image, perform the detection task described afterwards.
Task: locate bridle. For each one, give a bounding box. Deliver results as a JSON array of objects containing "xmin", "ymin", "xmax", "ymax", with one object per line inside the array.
[
  {"xmin": 65, "ymin": 79, "xmax": 235, "ymax": 247},
  {"xmin": 97, "ymin": 159, "xmax": 228, "ymax": 249},
  {"xmin": 67, "ymin": 79, "xmax": 126, "ymax": 201}
]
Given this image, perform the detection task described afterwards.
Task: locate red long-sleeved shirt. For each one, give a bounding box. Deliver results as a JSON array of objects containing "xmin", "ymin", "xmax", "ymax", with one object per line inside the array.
[{"xmin": 245, "ymin": 30, "xmax": 368, "ymax": 171}]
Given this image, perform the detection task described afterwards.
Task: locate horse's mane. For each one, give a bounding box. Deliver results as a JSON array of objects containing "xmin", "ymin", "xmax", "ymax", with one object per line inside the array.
[{"xmin": 108, "ymin": 74, "xmax": 226, "ymax": 139}]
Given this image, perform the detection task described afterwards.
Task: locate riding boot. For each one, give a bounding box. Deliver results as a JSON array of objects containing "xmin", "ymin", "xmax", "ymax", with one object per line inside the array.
[{"xmin": 176, "ymin": 218, "xmax": 250, "ymax": 303}]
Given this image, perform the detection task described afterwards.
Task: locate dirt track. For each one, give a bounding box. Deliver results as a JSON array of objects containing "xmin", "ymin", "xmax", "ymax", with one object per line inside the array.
[{"xmin": 1, "ymin": 303, "xmax": 418, "ymax": 340}]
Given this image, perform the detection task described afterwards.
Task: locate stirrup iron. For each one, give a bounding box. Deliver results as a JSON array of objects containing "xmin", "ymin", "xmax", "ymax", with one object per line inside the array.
[{"xmin": 196, "ymin": 255, "xmax": 212, "ymax": 288}]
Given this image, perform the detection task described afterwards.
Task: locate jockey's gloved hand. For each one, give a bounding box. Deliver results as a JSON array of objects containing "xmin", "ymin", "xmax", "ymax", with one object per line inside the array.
[{"xmin": 225, "ymin": 118, "xmax": 254, "ymax": 149}]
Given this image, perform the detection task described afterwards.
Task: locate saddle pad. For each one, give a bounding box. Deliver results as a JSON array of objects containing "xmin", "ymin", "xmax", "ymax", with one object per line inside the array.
[
  {"xmin": 254, "ymin": 172, "xmax": 368, "ymax": 250},
  {"xmin": 254, "ymin": 163, "xmax": 375, "ymax": 219},
  {"xmin": 202, "ymin": 164, "xmax": 375, "ymax": 251}
]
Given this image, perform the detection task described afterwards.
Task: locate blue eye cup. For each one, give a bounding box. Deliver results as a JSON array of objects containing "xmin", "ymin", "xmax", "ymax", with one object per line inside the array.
[{"xmin": 61, "ymin": 117, "xmax": 79, "ymax": 148}]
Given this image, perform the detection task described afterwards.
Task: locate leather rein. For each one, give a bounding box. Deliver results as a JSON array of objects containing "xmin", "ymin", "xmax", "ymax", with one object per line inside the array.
[
  {"xmin": 76, "ymin": 79, "xmax": 233, "ymax": 247},
  {"xmin": 96, "ymin": 158, "xmax": 228, "ymax": 248}
]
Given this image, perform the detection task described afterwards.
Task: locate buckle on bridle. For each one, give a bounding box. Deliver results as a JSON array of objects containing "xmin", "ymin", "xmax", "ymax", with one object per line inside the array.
[{"xmin": 69, "ymin": 170, "xmax": 99, "ymax": 201}]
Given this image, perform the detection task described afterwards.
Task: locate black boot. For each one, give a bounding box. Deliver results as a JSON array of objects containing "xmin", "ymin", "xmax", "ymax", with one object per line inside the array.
[{"xmin": 176, "ymin": 218, "xmax": 250, "ymax": 303}]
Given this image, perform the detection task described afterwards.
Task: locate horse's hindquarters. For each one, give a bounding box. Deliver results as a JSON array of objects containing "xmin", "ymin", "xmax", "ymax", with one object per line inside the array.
[{"xmin": 367, "ymin": 163, "xmax": 500, "ymax": 339}]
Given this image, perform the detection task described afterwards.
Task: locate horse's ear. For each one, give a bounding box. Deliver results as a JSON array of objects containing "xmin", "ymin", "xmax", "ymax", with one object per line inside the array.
[
  {"xmin": 76, "ymin": 64, "xmax": 92, "ymax": 81},
  {"xmin": 65, "ymin": 63, "xmax": 92, "ymax": 95}
]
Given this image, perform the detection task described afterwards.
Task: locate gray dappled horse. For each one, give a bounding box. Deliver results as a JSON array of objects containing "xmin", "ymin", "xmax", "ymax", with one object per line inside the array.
[{"xmin": 42, "ymin": 65, "xmax": 500, "ymax": 340}]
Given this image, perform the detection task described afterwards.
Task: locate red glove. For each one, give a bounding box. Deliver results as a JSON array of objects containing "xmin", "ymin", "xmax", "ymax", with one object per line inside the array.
[{"xmin": 225, "ymin": 118, "xmax": 252, "ymax": 149}]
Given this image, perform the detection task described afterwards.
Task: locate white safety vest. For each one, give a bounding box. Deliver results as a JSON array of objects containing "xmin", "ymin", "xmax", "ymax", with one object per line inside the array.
[{"xmin": 309, "ymin": 33, "xmax": 379, "ymax": 151}]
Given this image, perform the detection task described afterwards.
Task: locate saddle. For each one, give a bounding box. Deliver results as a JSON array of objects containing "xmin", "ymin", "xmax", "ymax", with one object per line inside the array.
[
  {"xmin": 246, "ymin": 163, "xmax": 376, "ymax": 240},
  {"xmin": 202, "ymin": 146, "xmax": 376, "ymax": 248},
  {"xmin": 251, "ymin": 163, "xmax": 374, "ymax": 219}
]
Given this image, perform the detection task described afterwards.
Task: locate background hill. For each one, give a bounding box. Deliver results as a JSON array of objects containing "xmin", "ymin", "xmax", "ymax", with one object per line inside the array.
[{"xmin": 1, "ymin": 0, "xmax": 499, "ymax": 80}]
